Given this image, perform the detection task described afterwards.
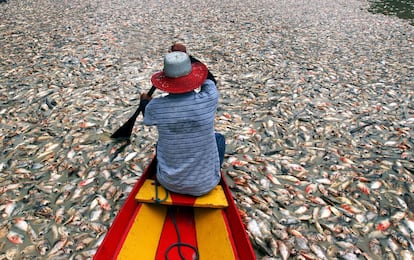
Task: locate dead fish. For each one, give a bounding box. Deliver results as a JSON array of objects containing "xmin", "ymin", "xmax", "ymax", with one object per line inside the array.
[
  {"xmin": 277, "ymin": 240, "xmax": 290, "ymax": 260},
  {"xmin": 390, "ymin": 230, "xmax": 410, "ymax": 249},
  {"xmin": 79, "ymin": 121, "xmax": 96, "ymax": 128},
  {"xmin": 34, "ymin": 205, "xmax": 53, "ymax": 218},
  {"xmin": 48, "ymin": 237, "xmax": 68, "ymax": 257},
  {"xmin": 55, "ymin": 190, "xmax": 71, "ymax": 205},
  {"xmin": 80, "ymin": 249, "xmax": 96, "ymax": 258},
  {"xmin": 287, "ymin": 227, "xmax": 305, "ymax": 239},
  {"xmin": 319, "ymin": 206, "xmax": 332, "ymax": 219},
  {"xmin": 96, "ymin": 195, "xmax": 111, "ymax": 211},
  {"xmin": 36, "ymin": 239, "xmax": 49, "ymax": 256},
  {"xmin": 403, "ymin": 193, "xmax": 414, "ymax": 213},
  {"xmin": 294, "ymin": 204, "xmax": 309, "ymax": 215},
  {"xmin": 276, "ymin": 174, "xmax": 301, "ymax": 183},
  {"xmin": 247, "ymin": 219, "xmax": 263, "ymax": 239},
  {"xmin": 21, "ymin": 244, "xmax": 36, "ymax": 256},
  {"xmin": 310, "ymin": 243, "xmax": 328, "ymax": 260},
  {"xmin": 55, "ymin": 207, "xmax": 65, "ymax": 224},
  {"xmin": 253, "ymin": 236, "xmax": 272, "ymax": 256},
  {"xmin": 87, "ymin": 222, "xmax": 107, "ymax": 234},
  {"xmin": 75, "ymin": 236, "xmax": 95, "ymax": 251},
  {"xmin": 400, "ymin": 249, "xmax": 414, "ymax": 260},
  {"xmin": 5, "ymin": 248, "xmax": 19, "ymax": 259},
  {"xmin": 337, "ymin": 251, "xmax": 359, "ymax": 260},
  {"xmin": 44, "ymin": 97, "xmax": 57, "ymax": 109},
  {"xmin": 356, "ymin": 181, "xmax": 370, "ymax": 195},
  {"xmin": 295, "ymin": 236, "xmax": 310, "ymax": 251},
  {"xmin": 7, "ymin": 230, "xmax": 24, "ymax": 244},
  {"xmin": 36, "ymin": 143, "xmax": 60, "ymax": 161},
  {"xmin": 124, "ymin": 151, "xmax": 138, "ymax": 162},
  {"xmin": 387, "ymin": 237, "xmax": 400, "ymax": 255},
  {"xmin": 266, "ymin": 237, "xmax": 278, "ymax": 257},
  {"xmin": 271, "ymin": 225, "xmax": 288, "ymax": 240},
  {"xmin": 78, "ymin": 177, "xmax": 95, "ymax": 187},
  {"xmin": 90, "ymin": 208, "xmax": 103, "ymax": 222},
  {"xmin": 266, "ymin": 173, "xmax": 281, "ymax": 185},
  {"xmin": 1, "ymin": 200, "xmax": 16, "ymax": 217},
  {"xmin": 13, "ymin": 217, "xmax": 29, "ymax": 232},
  {"xmin": 370, "ymin": 180, "xmax": 383, "ymax": 190},
  {"xmin": 376, "ymin": 218, "xmax": 391, "ymax": 231},
  {"xmin": 390, "ymin": 210, "xmax": 407, "ymax": 223},
  {"xmin": 369, "ymin": 238, "xmax": 383, "ymax": 259}
]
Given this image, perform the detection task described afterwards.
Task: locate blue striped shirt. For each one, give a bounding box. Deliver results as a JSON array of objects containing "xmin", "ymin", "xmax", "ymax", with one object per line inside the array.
[{"xmin": 143, "ymin": 79, "xmax": 220, "ymax": 196}]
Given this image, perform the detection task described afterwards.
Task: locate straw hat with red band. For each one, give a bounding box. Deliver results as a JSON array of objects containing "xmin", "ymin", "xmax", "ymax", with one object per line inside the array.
[{"xmin": 151, "ymin": 52, "xmax": 208, "ymax": 94}]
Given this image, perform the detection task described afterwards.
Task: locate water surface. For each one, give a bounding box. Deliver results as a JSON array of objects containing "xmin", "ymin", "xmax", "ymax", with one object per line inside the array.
[{"xmin": 368, "ymin": 0, "xmax": 414, "ymax": 25}]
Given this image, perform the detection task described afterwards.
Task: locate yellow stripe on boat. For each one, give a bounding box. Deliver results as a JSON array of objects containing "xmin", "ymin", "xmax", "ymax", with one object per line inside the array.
[
  {"xmin": 117, "ymin": 204, "xmax": 167, "ymax": 260},
  {"xmin": 194, "ymin": 208, "xmax": 236, "ymax": 259},
  {"xmin": 194, "ymin": 185, "xmax": 228, "ymax": 208},
  {"xmin": 135, "ymin": 180, "xmax": 228, "ymax": 208}
]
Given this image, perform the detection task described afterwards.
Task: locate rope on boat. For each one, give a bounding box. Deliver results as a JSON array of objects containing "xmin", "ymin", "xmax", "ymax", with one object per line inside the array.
[
  {"xmin": 165, "ymin": 207, "xmax": 200, "ymax": 260},
  {"xmin": 154, "ymin": 179, "xmax": 169, "ymax": 204},
  {"xmin": 154, "ymin": 180, "xmax": 199, "ymax": 259}
]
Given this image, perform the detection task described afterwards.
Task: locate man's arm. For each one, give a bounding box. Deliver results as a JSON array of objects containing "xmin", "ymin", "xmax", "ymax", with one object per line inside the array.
[{"xmin": 139, "ymin": 93, "xmax": 152, "ymax": 116}]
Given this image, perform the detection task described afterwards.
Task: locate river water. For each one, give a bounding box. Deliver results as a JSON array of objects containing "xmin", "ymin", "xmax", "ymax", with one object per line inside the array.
[{"xmin": 369, "ymin": 0, "xmax": 414, "ymax": 25}]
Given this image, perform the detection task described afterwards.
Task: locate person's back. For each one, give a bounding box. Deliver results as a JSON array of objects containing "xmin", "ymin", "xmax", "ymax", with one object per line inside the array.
[
  {"xmin": 144, "ymin": 79, "xmax": 220, "ymax": 196},
  {"xmin": 141, "ymin": 48, "xmax": 225, "ymax": 196}
]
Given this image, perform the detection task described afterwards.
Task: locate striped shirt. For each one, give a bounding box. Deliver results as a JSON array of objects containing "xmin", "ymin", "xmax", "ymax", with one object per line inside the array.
[{"xmin": 143, "ymin": 79, "xmax": 220, "ymax": 196}]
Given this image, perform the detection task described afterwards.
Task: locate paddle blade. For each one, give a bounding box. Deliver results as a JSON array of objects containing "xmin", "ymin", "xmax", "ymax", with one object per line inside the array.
[
  {"xmin": 111, "ymin": 86, "xmax": 156, "ymax": 140},
  {"xmin": 111, "ymin": 105, "xmax": 142, "ymax": 139}
]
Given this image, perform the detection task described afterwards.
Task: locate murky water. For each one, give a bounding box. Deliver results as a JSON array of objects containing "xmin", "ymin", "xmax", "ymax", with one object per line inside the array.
[{"xmin": 369, "ymin": 0, "xmax": 414, "ymax": 25}]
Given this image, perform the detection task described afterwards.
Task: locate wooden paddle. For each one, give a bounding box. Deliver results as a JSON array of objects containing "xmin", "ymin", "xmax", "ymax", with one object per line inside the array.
[{"xmin": 111, "ymin": 86, "xmax": 156, "ymax": 139}]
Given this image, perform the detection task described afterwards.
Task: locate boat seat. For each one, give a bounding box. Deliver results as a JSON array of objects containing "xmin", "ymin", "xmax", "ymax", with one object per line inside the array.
[{"xmin": 135, "ymin": 179, "xmax": 228, "ymax": 208}]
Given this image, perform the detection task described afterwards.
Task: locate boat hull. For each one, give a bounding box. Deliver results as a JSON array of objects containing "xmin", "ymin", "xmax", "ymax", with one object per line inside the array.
[{"xmin": 94, "ymin": 158, "xmax": 256, "ymax": 260}]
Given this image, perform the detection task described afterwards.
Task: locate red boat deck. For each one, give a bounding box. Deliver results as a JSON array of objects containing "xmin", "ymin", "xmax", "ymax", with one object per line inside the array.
[{"xmin": 94, "ymin": 159, "xmax": 256, "ymax": 260}]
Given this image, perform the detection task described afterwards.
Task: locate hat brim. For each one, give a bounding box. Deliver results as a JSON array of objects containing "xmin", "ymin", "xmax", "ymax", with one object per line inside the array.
[{"xmin": 151, "ymin": 62, "xmax": 208, "ymax": 94}]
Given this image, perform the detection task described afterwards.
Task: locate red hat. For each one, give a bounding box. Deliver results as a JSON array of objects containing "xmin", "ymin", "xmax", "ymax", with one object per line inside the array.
[{"xmin": 151, "ymin": 52, "xmax": 208, "ymax": 94}]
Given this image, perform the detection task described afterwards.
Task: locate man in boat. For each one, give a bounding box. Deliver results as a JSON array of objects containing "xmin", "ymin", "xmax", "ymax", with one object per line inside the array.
[{"xmin": 140, "ymin": 43, "xmax": 225, "ymax": 197}]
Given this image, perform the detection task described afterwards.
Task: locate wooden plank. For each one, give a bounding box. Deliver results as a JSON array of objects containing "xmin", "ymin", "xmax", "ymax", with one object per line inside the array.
[
  {"xmin": 194, "ymin": 185, "xmax": 228, "ymax": 208},
  {"xmin": 117, "ymin": 204, "xmax": 167, "ymax": 260},
  {"xmin": 135, "ymin": 180, "xmax": 228, "ymax": 208},
  {"xmin": 194, "ymin": 208, "xmax": 236, "ymax": 260}
]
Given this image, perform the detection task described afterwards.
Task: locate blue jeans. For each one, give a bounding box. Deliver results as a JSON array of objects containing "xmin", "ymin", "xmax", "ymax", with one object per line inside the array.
[{"xmin": 215, "ymin": 133, "xmax": 225, "ymax": 167}]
